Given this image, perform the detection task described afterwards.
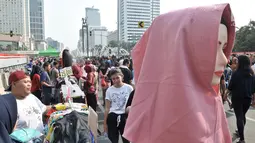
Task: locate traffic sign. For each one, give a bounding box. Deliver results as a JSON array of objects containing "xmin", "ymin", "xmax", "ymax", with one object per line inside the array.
[{"xmin": 138, "ymin": 21, "xmax": 144, "ymax": 28}]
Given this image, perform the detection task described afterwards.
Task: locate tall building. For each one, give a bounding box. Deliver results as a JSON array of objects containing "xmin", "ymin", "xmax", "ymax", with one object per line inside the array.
[
  {"xmin": 46, "ymin": 37, "xmax": 61, "ymax": 51},
  {"xmin": 78, "ymin": 7, "xmax": 107, "ymax": 56},
  {"xmin": 0, "ymin": 0, "xmax": 31, "ymax": 48},
  {"xmin": 89, "ymin": 26, "xmax": 108, "ymax": 49},
  {"xmin": 86, "ymin": 7, "xmax": 101, "ymax": 26},
  {"xmin": 30, "ymin": 0, "xmax": 45, "ymax": 42},
  {"xmin": 117, "ymin": 0, "xmax": 160, "ymax": 42},
  {"xmin": 151, "ymin": 0, "xmax": 160, "ymax": 20},
  {"xmin": 78, "ymin": 28, "xmax": 88, "ymax": 54},
  {"xmin": 60, "ymin": 43, "xmax": 64, "ymax": 51}
]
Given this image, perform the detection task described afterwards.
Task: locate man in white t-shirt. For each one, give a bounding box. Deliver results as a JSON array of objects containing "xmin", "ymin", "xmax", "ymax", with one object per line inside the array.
[
  {"xmin": 16, "ymin": 94, "xmax": 47, "ymax": 133},
  {"xmin": 5, "ymin": 70, "xmax": 52, "ymax": 133}
]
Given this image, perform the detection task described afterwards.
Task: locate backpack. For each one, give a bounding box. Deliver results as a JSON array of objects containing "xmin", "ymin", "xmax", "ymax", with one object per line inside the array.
[{"xmin": 52, "ymin": 111, "xmax": 92, "ymax": 143}]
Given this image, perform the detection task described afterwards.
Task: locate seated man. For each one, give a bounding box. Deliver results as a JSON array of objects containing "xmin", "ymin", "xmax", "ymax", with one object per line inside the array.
[{"xmin": 5, "ymin": 70, "xmax": 53, "ymax": 133}]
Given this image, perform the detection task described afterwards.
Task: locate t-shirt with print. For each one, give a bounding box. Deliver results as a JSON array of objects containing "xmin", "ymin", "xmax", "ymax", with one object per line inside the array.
[
  {"xmin": 16, "ymin": 94, "xmax": 46, "ymax": 133},
  {"xmin": 105, "ymin": 84, "xmax": 133, "ymax": 114}
]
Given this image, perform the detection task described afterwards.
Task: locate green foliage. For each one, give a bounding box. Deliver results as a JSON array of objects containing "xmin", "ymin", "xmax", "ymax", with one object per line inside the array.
[
  {"xmin": 234, "ymin": 20, "xmax": 255, "ymax": 52},
  {"xmin": 108, "ymin": 40, "xmax": 118, "ymax": 48},
  {"xmin": 108, "ymin": 40, "xmax": 137, "ymax": 52}
]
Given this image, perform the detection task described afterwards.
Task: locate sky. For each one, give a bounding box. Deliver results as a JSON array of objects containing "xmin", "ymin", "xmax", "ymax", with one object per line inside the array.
[{"xmin": 44, "ymin": 0, "xmax": 255, "ymax": 50}]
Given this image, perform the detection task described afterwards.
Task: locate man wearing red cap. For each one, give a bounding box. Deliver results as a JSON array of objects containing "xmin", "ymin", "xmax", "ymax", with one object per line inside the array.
[{"xmin": 5, "ymin": 70, "xmax": 52, "ymax": 133}]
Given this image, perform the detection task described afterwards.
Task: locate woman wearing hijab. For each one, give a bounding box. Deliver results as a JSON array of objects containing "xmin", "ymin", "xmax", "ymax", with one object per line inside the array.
[
  {"xmin": 0, "ymin": 94, "xmax": 18, "ymax": 143},
  {"xmin": 123, "ymin": 3, "xmax": 235, "ymax": 143},
  {"xmin": 84, "ymin": 65, "xmax": 97, "ymax": 111},
  {"xmin": 30, "ymin": 65, "xmax": 42, "ymax": 101}
]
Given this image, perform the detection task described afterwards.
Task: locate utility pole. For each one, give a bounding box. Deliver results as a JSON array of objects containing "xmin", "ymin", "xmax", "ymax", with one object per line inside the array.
[
  {"xmin": 100, "ymin": 31, "xmax": 103, "ymax": 47},
  {"xmin": 152, "ymin": 0, "xmax": 154, "ymax": 21},
  {"xmin": 86, "ymin": 19, "xmax": 89, "ymax": 57},
  {"xmin": 81, "ymin": 18, "xmax": 89, "ymax": 57},
  {"xmin": 117, "ymin": 0, "xmax": 120, "ymax": 58},
  {"xmin": 81, "ymin": 18, "xmax": 85, "ymax": 54}
]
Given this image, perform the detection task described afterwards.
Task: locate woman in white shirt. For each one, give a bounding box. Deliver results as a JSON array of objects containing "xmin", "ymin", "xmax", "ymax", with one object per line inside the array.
[{"xmin": 104, "ymin": 68, "xmax": 133, "ymax": 143}]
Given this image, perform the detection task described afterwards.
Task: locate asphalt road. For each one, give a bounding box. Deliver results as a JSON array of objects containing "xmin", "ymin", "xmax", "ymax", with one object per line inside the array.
[{"xmin": 225, "ymin": 104, "xmax": 255, "ymax": 143}]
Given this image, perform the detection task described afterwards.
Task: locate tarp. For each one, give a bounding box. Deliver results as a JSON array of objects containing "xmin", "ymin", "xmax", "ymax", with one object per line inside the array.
[{"xmin": 39, "ymin": 46, "xmax": 60, "ymax": 57}]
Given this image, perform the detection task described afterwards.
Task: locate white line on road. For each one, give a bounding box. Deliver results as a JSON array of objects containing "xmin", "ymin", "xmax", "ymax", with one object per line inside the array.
[{"xmin": 225, "ymin": 110, "xmax": 255, "ymax": 122}]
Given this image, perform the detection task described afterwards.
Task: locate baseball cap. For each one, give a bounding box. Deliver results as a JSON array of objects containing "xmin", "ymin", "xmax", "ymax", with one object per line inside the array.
[{"xmin": 5, "ymin": 70, "xmax": 28, "ymax": 91}]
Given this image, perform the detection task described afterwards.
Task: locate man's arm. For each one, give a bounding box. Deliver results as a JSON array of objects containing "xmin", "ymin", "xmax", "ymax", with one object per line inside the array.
[
  {"xmin": 104, "ymin": 99, "xmax": 110, "ymax": 133},
  {"xmin": 104, "ymin": 89, "xmax": 111, "ymax": 133}
]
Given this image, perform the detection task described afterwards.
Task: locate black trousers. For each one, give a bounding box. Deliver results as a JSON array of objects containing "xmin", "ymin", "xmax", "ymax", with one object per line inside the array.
[
  {"xmin": 107, "ymin": 113, "xmax": 129, "ymax": 143},
  {"xmin": 52, "ymin": 88, "xmax": 61, "ymax": 104},
  {"xmin": 42, "ymin": 87, "xmax": 53, "ymax": 105},
  {"xmin": 86, "ymin": 92, "xmax": 97, "ymax": 112},
  {"xmin": 102, "ymin": 88, "xmax": 107, "ymax": 106},
  {"xmin": 232, "ymin": 98, "xmax": 251, "ymax": 140}
]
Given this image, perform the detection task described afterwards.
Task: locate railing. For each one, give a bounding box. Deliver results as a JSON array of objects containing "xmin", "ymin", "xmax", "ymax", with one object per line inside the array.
[
  {"xmin": 0, "ymin": 64, "xmax": 26, "ymax": 73},
  {"xmin": 0, "ymin": 47, "xmax": 28, "ymax": 51}
]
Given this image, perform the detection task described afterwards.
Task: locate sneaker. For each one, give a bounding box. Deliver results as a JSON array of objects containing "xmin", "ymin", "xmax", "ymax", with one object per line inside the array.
[
  {"xmin": 236, "ymin": 139, "xmax": 245, "ymax": 143},
  {"xmin": 235, "ymin": 129, "xmax": 240, "ymax": 137}
]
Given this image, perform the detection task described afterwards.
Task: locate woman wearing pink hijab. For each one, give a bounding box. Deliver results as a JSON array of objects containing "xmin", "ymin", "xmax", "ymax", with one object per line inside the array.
[{"xmin": 123, "ymin": 3, "xmax": 235, "ymax": 143}]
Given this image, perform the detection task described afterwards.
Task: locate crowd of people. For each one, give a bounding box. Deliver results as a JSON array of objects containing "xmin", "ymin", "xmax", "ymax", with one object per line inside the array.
[
  {"xmin": 1, "ymin": 53, "xmax": 254, "ymax": 143},
  {"xmin": 1, "ymin": 3, "xmax": 255, "ymax": 143},
  {"xmin": 0, "ymin": 53, "xmax": 136, "ymax": 143}
]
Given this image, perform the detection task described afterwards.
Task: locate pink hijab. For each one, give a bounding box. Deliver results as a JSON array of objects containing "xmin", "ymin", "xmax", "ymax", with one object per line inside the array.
[{"xmin": 123, "ymin": 3, "xmax": 235, "ymax": 143}]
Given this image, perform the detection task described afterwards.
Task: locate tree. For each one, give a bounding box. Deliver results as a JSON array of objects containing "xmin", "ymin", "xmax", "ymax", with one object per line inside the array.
[
  {"xmin": 234, "ymin": 20, "xmax": 255, "ymax": 52},
  {"xmin": 120, "ymin": 41, "xmax": 128, "ymax": 50},
  {"xmin": 93, "ymin": 45, "xmax": 103, "ymax": 56},
  {"xmin": 108, "ymin": 40, "xmax": 119, "ymax": 47},
  {"xmin": 127, "ymin": 42, "xmax": 136, "ymax": 52},
  {"xmin": 120, "ymin": 41, "xmax": 136, "ymax": 52}
]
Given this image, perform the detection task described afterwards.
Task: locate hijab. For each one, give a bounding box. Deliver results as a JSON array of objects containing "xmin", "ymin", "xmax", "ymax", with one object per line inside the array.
[
  {"xmin": 30, "ymin": 65, "xmax": 42, "ymax": 80},
  {"xmin": 124, "ymin": 3, "xmax": 235, "ymax": 143},
  {"xmin": 62, "ymin": 49, "xmax": 73, "ymax": 68},
  {"xmin": 0, "ymin": 94, "xmax": 18, "ymax": 143}
]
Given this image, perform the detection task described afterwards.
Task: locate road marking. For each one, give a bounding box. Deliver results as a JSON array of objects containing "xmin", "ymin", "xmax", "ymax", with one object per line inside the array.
[{"xmin": 225, "ymin": 110, "xmax": 255, "ymax": 122}]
